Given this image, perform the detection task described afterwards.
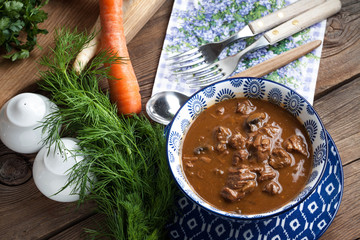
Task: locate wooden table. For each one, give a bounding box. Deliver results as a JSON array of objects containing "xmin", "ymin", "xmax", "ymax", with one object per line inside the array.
[{"xmin": 0, "ymin": 0, "xmax": 359, "ymax": 239}]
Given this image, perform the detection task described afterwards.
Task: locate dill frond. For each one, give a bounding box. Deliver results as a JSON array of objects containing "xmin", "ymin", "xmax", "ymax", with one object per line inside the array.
[{"xmin": 38, "ymin": 28, "xmax": 177, "ymax": 239}]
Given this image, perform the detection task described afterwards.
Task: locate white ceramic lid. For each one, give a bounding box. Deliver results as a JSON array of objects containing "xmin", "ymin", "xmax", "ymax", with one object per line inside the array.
[
  {"xmin": 44, "ymin": 138, "xmax": 82, "ymax": 176},
  {"xmin": 0, "ymin": 93, "xmax": 59, "ymax": 154},
  {"xmin": 33, "ymin": 137, "xmax": 86, "ymax": 202},
  {"xmin": 6, "ymin": 93, "xmax": 46, "ymax": 127}
]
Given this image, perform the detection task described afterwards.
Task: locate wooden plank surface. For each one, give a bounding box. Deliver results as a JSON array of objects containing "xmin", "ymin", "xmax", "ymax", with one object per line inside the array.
[
  {"xmin": 315, "ymin": 0, "xmax": 360, "ymax": 97},
  {"xmin": 314, "ymin": 79, "xmax": 360, "ymax": 240},
  {"xmin": 0, "ymin": 0, "xmax": 359, "ymax": 239}
]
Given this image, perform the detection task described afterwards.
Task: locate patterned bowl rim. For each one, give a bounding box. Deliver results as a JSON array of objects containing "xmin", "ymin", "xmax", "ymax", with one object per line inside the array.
[{"xmin": 166, "ymin": 77, "xmax": 328, "ymax": 220}]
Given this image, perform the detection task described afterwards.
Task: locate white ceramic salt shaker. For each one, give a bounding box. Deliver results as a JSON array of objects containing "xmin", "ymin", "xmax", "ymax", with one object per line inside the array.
[
  {"xmin": 0, "ymin": 93, "xmax": 58, "ymax": 154},
  {"xmin": 33, "ymin": 137, "xmax": 88, "ymax": 202}
]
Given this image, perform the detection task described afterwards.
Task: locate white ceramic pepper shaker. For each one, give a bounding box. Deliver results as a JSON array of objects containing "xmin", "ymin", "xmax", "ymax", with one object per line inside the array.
[
  {"xmin": 0, "ymin": 93, "xmax": 58, "ymax": 154},
  {"xmin": 32, "ymin": 137, "xmax": 88, "ymax": 202}
]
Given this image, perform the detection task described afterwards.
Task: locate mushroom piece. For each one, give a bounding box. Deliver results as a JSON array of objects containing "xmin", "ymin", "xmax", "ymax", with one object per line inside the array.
[
  {"xmin": 247, "ymin": 112, "xmax": 269, "ymax": 132},
  {"xmin": 193, "ymin": 145, "xmax": 214, "ymax": 155}
]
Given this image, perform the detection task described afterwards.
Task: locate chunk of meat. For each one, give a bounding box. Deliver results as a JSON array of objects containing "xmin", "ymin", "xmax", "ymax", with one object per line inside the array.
[
  {"xmin": 247, "ymin": 112, "xmax": 269, "ymax": 132},
  {"xmin": 221, "ymin": 167, "xmax": 257, "ymax": 202},
  {"xmin": 242, "ymin": 180, "xmax": 257, "ymax": 193},
  {"xmin": 263, "ymin": 181, "xmax": 282, "ymax": 195},
  {"xmin": 258, "ymin": 164, "xmax": 277, "ymax": 181},
  {"xmin": 214, "ymin": 126, "xmax": 232, "ymax": 153},
  {"xmin": 226, "ymin": 168, "xmax": 256, "ymax": 189},
  {"xmin": 236, "ymin": 100, "xmax": 256, "ymax": 115},
  {"xmin": 220, "ymin": 187, "xmax": 245, "ymax": 202},
  {"xmin": 216, "ymin": 143, "xmax": 228, "ymax": 153},
  {"xmin": 232, "ymin": 149, "xmax": 249, "ymax": 166},
  {"xmin": 253, "ymin": 134, "xmax": 271, "ymax": 162},
  {"xmin": 229, "ymin": 133, "xmax": 247, "ymax": 149},
  {"xmin": 284, "ymin": 135, "xmax": 308, "ymax": 156},
  {"xmin": 249, "ymin": 164, "xmax": 263, "ymax": 173},
  {"xmin": 215, "ymin": 126, "xmax": 232, "ymax": 143},
  {"xmin": 269, "ymin": 148, "xmax": 293, "ymax": 169},
  {"xmin": 263, "ymin": 122, "xmax": 282, "ymax": 139}
]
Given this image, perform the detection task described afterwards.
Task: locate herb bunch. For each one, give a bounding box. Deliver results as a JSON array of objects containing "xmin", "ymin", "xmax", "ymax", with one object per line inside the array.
[
  {"xmin": 0, "ymin": 0, "xmax": 48, "ymax": 61},
  {"xmin": 38, "ymin": 29, "xmax": 176, "ymax": 239}
]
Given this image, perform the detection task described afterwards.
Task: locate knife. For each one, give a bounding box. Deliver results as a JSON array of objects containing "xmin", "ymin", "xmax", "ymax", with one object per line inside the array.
[
  {"xmin": 176, "ymin": 0, "xmax": 326, "ymax": 66},
  {"xmin": 233, "ymin": 40, "xmax": 322, "ymax": 78},
  {"xmin": 186, "ymin": 0, "xmax": 341, "ymax": 87}
]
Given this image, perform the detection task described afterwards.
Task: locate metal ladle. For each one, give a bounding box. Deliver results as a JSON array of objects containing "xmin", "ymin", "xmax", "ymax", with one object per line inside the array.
[{"xmin": 146, "ymin": 91, "xmax": 189, "ymax": 125}]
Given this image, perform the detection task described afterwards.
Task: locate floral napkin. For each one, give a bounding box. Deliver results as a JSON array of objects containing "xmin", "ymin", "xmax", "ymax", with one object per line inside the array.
[{"xmin": 152, "ymin": 0, "xmax": 327, "ymax": 104}]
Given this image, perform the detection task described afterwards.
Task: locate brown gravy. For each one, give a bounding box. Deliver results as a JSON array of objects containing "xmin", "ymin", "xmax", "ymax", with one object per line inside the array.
[{"xmin": 181, "ymin": 98, "xmax": 313, "ymax": 214}]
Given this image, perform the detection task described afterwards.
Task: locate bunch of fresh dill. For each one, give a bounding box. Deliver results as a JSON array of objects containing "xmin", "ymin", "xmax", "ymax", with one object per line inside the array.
[{"xmin": 38, "ymin": 29, "xmax": 177, "ymax": 239}]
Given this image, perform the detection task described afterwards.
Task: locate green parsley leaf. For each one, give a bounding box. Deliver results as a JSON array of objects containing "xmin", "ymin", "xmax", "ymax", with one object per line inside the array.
[{"xmin": 0, "ymin": 0, "xmax": 48, "ymax": 61}]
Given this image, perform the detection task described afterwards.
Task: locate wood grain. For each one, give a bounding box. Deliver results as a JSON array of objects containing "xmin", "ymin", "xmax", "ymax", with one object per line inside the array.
[
  {"xmin": 320, "ymin": 159, "xmax": 360, "ymax": 240},
  {"xmin": 315, "ymin": 0, "xmax": 360, "ymax": 97},
  {"xmin": 124, "ymin": 0, "xmax": 167, "ymax": 42},
  {"xmin": 0, "ymin": 178, "xmax": 96, "ymax": 239},
  {"xmin": 314, "ymin": 78, "xmax": 360, "ymax": 240},
  {"xmin": 314, "ymin": 79, "xmax": 360, "ymax": 165},
  {"xmin": 128, "ymin": 0, "xmax": 174, "ymax": 109},
  {"xmin": 0, "ymin": 0, "xmax": 99, "ymax": 106},
  {"xmin": 49, "ymin": 214, "xmax": 106, "ymax": 240},
  {"xmin": 233, "ymin": 40, "xmax": 322, "ymax": 78}
]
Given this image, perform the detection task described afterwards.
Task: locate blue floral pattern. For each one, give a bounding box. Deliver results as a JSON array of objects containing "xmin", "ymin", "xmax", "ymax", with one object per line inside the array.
[
  {"xmin": 267, "ymin": 88, "xmax": 282, "ymax": 105},
  {"xmin": 306, "ymin": 104, "xmax": 315, "ymax": 115},
  {"xmin": 215, "ymin": 88, "xmax": 236, "ymax": 102},
  {"xmin": 230, "ymin": 78, "xmax": 243, "ymax": 88},
  {"xmin": 304, "ymin": 120, "xmax": 318, "ymax": 144},
  {"xmin": 180, "ymin": 119, "xmax": 190, "ymax": 133},
  {"xmin": 187, "ymin": 95, "xmax": 207, "ymax": 119},
  {"xmin": 320, "ymin": 129, "xmax": 326, "ymax": 140},
  {"xmin": 314, "ymin": 143, "xmax": 327, "ymax": 167},
  {"xmin": 243, "ymin": 78, "xmax": 265, "ymax": 99},
  {"xmin": 308, "ymin": 170, "xmax": 319, "ymax": 183},
  {"xmin": 203, "ymin": 85, "xmax": 216, "ymax": 98},
  {"xmin": 165, "ymin": 0, "xmax": 315, "ymax": 90},
  {"xmin": 294, "ymin": 186, "xmax": 312, "ymax": 202},
  {"xmin": 284, "ymin": 91, "xmax": 305, "ymax": 117},
  {"xmin": 168, "ymin": 151, "xmax": 175, "ymax": 163},
  {"xmin": 154, "ymin": 0, "xmax": 326, "ymax": 107},
  {"xmin": 169, "ymin": 131, "xmax": 181, "ymax": 153}
]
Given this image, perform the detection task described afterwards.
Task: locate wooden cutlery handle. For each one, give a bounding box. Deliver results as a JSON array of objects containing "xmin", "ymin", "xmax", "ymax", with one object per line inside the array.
[
  {"xmin": 249, "ymin": 0, "xmax": 325, "ymax": 34},
  {"xmin": 233, "ymin": 40, "xmax": 322, "ymax": 78},
  {"xmin": 264, "ymin": 0, "xmax": 341, "ymax": 44}
]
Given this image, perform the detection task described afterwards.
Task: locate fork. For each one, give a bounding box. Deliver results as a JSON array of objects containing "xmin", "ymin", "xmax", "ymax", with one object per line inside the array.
[
  {"xmin": 184, "ymin": 0, "xmax": 341, "ymax": 88},
  {"xmin": 168, "ymin": 0, "xmax": 326, "ymax": 74}
]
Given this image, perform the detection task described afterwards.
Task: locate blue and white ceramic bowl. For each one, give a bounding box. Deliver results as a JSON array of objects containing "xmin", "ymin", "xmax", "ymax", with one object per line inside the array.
[{"xmin": 166, "ymin": 77, "xmax": 328, "ymax": 220}]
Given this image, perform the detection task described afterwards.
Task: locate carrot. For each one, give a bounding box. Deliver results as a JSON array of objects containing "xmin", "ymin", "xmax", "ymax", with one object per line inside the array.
[
  {"xmin": 99, "ymin": 0, "xmax": 142, "ymax": 114},
  {"xmin": 73, "ymin": 1, "xmax": 134, "ymax": 74}
]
